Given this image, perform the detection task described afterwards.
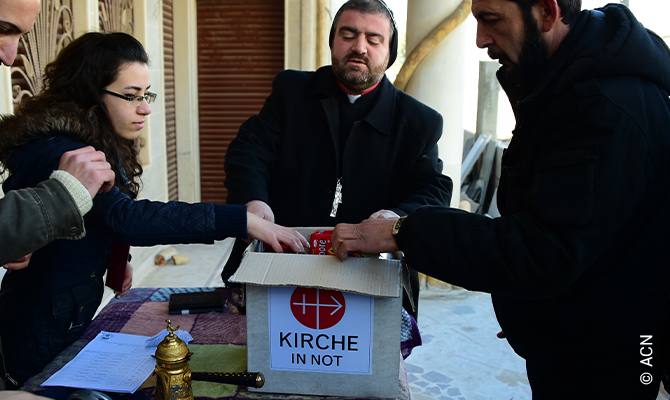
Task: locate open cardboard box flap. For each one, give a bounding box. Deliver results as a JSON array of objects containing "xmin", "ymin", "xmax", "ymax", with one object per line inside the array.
[{"xmin": 231, "ymin": 252, "xmax": 402, "ymax": 298}]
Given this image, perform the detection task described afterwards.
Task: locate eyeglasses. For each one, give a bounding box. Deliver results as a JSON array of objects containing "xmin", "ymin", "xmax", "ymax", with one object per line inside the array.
[{"xmin": 102, "ymin": 88, "xmax": 157, "ymax": 107}]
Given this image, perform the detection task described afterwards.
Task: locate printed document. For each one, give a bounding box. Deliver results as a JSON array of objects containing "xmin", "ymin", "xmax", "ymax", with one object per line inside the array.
[{"xmin": 42, "ymin": 331, "xmax": 155, "ymax": 393}]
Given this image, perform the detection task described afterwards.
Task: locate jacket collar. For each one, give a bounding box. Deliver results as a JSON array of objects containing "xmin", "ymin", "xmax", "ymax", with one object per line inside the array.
[
  {"xmin": 0, "ymin": 102, "xmax": 98, "ymax": 174},
  {"xmin": 307, "ymin": 66, "xmax": 396, "ymax": 136}
]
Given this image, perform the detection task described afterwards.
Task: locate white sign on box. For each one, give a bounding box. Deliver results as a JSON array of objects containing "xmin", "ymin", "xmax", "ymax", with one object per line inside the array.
[{"xmin": 268, "ymin": 286, "xmax": 374, "ymax": 374}]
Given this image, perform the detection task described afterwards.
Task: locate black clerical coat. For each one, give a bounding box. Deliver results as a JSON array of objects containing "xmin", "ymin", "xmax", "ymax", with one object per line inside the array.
[{"xmin": 224, "ymin": 66, "xmax": 452, "ymax": 226}]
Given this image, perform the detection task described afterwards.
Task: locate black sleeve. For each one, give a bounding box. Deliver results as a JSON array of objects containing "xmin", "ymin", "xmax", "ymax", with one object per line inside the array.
[
  {"xmin": 395, "ymin": 102, "xmax": 653, "ymax": 300},
  {"xmin": 391, "ymin": 113, "xmax": 453, "ymax": 215}
]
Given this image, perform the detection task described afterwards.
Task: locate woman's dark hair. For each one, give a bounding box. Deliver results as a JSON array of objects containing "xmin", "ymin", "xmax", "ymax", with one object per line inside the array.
[
  {"xmin": 329, "ymin": 0, "xmax": 398, "ymax": 69},
  {"xmin": 20, "ymin": 32, "xmax": 150, "ymax": 196}
]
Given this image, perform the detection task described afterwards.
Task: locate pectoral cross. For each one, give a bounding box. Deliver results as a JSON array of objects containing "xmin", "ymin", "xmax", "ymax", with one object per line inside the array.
[{"xmin": 330, "ymin": 178, "xmax": 343, "ymax": 217}]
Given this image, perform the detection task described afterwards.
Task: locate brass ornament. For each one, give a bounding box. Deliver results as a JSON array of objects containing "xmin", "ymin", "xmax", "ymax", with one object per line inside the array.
[{"xmin": 153, "ymin": 320, "xmax": 194, "ymax": 400}]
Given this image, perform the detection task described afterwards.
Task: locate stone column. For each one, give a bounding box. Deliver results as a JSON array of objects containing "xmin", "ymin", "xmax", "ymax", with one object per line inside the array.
[
  {"xmin": 403, "ymin": 0, "xmax": 470, "ymax": 290},
  {"xmin": 173, "ymin": 0, "xmax": 201, "ymax": 202},
  {"xmin": 404, "ymin": 0, "xmax": 469, "ymax": 208},
  {"xmin": 286, "ymin": 0, "xmax": 331, "ymax": 70},
  {"xmin": 73, "ymin": 0, "xmax": 99, "ymax": 38}
]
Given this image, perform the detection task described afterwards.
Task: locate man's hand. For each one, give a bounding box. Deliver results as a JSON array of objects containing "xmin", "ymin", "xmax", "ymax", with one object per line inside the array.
[
  {"xmin": 247, "ymin": 212, "xmax": 309, "ymax": 253},
  {"xmin": 246, "ymin": 200, "xmax": 275, "ymax": 222},
  {"xmin": 369, "ymin": 209, "xmax": 400, "ymax": 219},
  {"xmin": 0, "ymin": 392, "xmax": 54, "ymax": 400},
  {"xmin": 115, "ymin": 261, "xmax": 133, "ymax": 298},
  {"xmin": 59, "ymin": 146, "xmax": 115, "ymax": 198},
  {"xmin": 331, "ymin": 218, "xmax": 400, "ymax": 261},
  {"xmin": 3, "ymin": 253, "xmax": 32, "ymax": 270}
]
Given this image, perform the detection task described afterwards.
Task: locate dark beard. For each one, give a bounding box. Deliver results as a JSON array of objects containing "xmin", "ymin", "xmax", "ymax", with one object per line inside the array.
[
  {"xmin": 507, "ymin": 11, "xmax": 550, "ymax": 86},
  {"xmin": 332, "ymin": 52, "xmax": 387, "ymax": 93}
]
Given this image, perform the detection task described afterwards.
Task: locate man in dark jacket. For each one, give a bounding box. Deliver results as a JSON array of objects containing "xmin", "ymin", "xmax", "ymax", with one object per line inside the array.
[
  {"xmin": 223, "ymin": 0, "xmax": 453, "ymax": 318},
  {"xmin": 0, "ymin": 0, "xmax": 116, "ymax": 393},
  {"xmin": 0, "ymin": 0, "xmax": 115, "ymax": 269},
  {"xmin": 332, "ymin": 0, "xmax": 670, "ymax": 398}
]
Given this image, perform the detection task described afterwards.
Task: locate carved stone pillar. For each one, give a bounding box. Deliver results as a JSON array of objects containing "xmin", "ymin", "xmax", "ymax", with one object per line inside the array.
[
  {"xmin": 402, "ymin": 0, "xmax": 470, "ymax": 208},
  {"xmin": 9, "ymin": 0, "xmax": 75, "ymax": 111}
]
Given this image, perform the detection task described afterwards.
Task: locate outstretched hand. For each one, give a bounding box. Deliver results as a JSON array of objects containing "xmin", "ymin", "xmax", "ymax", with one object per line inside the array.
[
  {"xmin": 246, "ymin": 212, "xmax": 309, "ymax": 253},
  {"xmin": 3, "ymin": 253, "xmax": 32, "ymax": 270},
  {"xmin": 331, "ymin": 218, "xmax": 399, "ymax": 260},
  {"xmin": 369, "ymin": 209, "xmax": 400, "ymax": 219}
]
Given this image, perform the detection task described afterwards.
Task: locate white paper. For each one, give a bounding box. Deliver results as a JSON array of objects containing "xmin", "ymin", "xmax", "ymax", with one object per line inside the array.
[
  {"xmin": 268, "ymin": 286, "xmax": 373, "ymax": 375},
  {"xmin": 42, "ymin": 331, "xmax": 155, "ymax": 393}
]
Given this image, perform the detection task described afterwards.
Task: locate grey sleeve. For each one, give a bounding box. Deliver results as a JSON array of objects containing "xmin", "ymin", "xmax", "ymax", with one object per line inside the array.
[{"xmin": 0, "ymin": 179, "xmax": 85, "ymax": 265}]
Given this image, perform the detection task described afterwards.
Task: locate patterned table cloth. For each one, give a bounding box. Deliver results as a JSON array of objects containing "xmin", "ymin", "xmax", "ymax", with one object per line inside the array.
[{"xmin": 24, "ymin": 287, "xmax": 415, "ymax": 400}]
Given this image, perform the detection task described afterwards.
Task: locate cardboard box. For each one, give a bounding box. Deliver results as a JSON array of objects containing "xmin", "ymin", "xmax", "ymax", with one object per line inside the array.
[{"xmin": 231, "ymin": 228, "xmax": 403, "ymax": 399}]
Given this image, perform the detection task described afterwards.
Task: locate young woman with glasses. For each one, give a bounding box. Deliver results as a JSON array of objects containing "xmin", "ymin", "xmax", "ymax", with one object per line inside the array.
[{"xmin": 0, "ymin": 32, "xmax": 308, "ymax": 387}]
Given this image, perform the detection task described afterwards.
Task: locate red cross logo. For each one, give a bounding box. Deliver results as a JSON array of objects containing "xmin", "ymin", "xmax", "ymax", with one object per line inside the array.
[{"xmin": 290, "ymin": 287, "xmax": 346, "ymax": 330}]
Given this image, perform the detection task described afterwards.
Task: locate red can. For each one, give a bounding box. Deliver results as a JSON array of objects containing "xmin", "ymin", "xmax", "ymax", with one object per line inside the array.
[{"xmin": 309, "ymin": 229, "xmax": 376, "ymax": 258}]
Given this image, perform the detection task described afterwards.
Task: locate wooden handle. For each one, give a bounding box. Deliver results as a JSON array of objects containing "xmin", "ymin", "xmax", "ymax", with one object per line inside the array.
[{"xmin": 190, "ymin": 371, "xmax": 265, "ymax": 388}]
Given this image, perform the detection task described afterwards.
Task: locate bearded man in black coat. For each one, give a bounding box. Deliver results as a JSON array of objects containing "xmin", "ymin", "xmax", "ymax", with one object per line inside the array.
[
  {"xmin": 223, "ymin": 0, "xmax": 453, "ymax": 319},
  {"xmin": 332, "ymin": 0, "xmax": 670, "ymax": 398}
]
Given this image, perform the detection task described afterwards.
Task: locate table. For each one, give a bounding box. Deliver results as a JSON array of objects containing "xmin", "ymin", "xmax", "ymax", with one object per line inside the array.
[{"xmin": 23, "ymin": 288, "xmax": 413, "ymax": 400}]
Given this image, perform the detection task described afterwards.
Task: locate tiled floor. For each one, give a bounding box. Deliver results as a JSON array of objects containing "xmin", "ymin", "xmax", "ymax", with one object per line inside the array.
[
  {"xmin": 405, "ymin": 288, "xmax": 530, "ymax": 400},
  {"xmin": 107, "ymin": 241, "xmax": 668, "ymax": 400}
]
